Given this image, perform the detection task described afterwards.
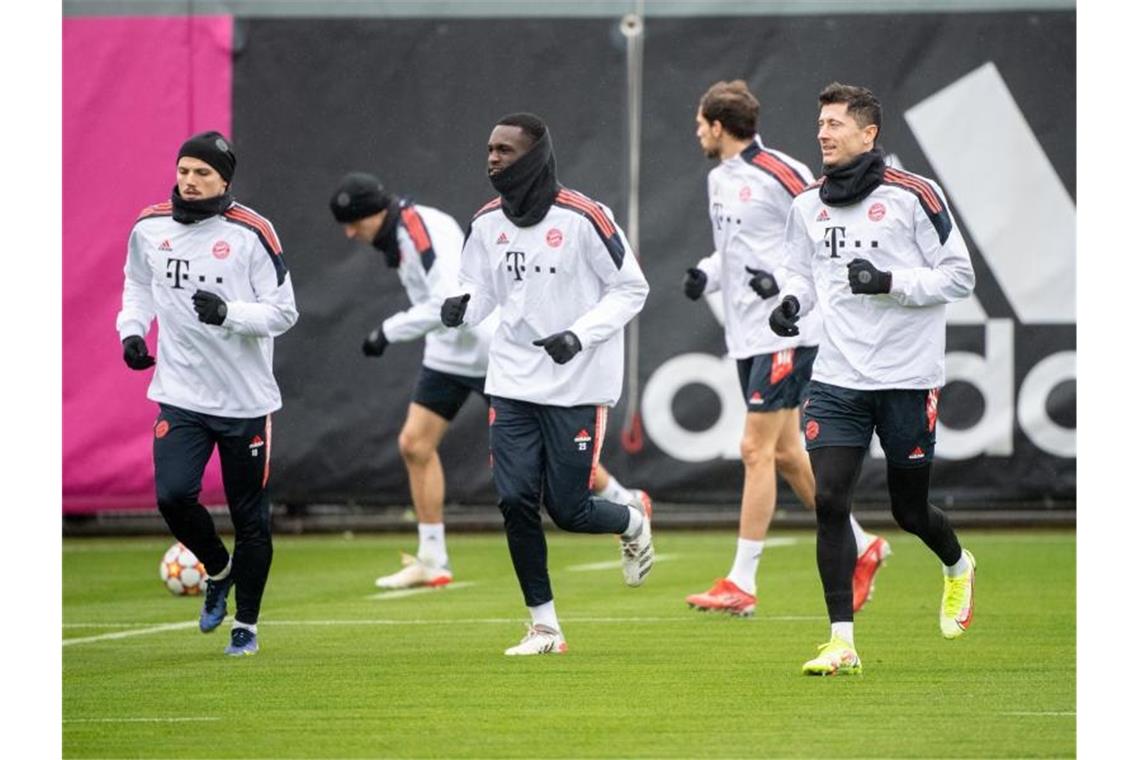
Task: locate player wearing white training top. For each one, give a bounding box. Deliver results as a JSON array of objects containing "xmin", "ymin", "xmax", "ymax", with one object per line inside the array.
[
  {"xmin": 329, "ymin": 172, "xmax": 651, "ymax": 591},
  {"xmin": 440, "ymin": 113, "xmax": 653, "ymax": 656},
  {"xmin": 767, "ymin": 83, "xmax": 977, "ymax": 676},
  {"xmin": 117, "ymin": 131, "xmax": 298, "ymax": 657},
  {"xmin": 680, "ymin": 80, "xmax": 887, "ymax": 618}
]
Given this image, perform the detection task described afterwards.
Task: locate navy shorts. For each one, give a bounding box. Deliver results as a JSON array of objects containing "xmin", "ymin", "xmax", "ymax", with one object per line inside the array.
[
  {"xmin": 411, "ymin": 367, "xmax": 487, "ymax": 421},
  {"xmin": 737, "ymin": 345, "xmax": 818, "ymax": 412},
  {"xmin": 802, "ymin": 381, "xmax": 941, "ymax": 467}
]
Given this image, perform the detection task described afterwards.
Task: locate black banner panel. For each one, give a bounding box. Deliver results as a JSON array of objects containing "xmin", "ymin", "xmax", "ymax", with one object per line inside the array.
[{"xmin": 231, "ymin": 11, "xmax": 1074, "ymax": 508}]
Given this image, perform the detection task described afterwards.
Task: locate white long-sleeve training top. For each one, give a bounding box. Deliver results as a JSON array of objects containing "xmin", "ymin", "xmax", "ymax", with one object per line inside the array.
[
  {"xmin": 782, "ymin": 166, "xmax": 975, "ymax": 390},
  {"xmin": 116, "ymin": 200, "xmax": 299, "ymax": 417},
  {"xmin": 456, "ymin": 188, "xmax": 649, "ymax": 407},
  {"xmin": 696, "ymin": 135, "xmax": 821, "ymax": 358},
  {"xmin": 379, "ymin": 202, "xmax": 493, "ymax": 377}
]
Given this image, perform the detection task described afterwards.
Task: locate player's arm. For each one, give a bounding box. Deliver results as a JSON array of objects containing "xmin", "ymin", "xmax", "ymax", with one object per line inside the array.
[
  {"xmin": 116, "ymin": 226, "xmax": 156, "ymax": 341},
  {"xmin": 446, "ymin": 222, "xmax": 497, "ymax": 327},
  {"xmin": 381, "ymin": 230, "xmax": 448, "ymax": 342},
  {"xmin": 779, "ymin": 205, "xmax": 818, "ymax": 315},
  {"xmin": 213, "ymin": 228, "xmax": 299, "ymax": 337},
  {"xmin": 884, "ymin": 195, "xmax": 975, "ymax": 306},
  {"xmin": 568, "ymin": 214, "xmax": 649, "ymax": 350}
]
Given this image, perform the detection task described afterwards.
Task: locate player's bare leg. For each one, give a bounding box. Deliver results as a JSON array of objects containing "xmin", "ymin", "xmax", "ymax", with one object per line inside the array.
[
  {"xmin": 687, "ymin": 410, "xmax": 787, "ymax": 616},
  {"xmin": 375, "ymin": 403, "xmax": 453, "ymax": 589},
  {"xmin": 774, "ymin": 407, "xmax": 815, "ymax": 509}
]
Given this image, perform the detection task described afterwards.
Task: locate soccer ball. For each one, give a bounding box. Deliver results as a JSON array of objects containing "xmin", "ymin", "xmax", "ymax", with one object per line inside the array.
[{"xmin": 160, "ymin": 542, "xmax": 208, "ymax": 596}]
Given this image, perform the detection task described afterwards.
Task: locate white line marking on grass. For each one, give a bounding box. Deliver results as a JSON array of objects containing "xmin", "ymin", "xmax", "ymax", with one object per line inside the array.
[
  {"xmin": 367, "ymin": 581, "xmax": 477, "ymax": 600},
  {"xmin": 1001, "ymin": 711, "xmax": 1076, "ymax": 716},
  {"xmin": 566, "ymin": 554, "xmax": 679, "ymax": 572},
  {"xmin": 64, "ymin": 717, "xmax": 221, "ymax": 724},
  {"xmin": 62, "ymin": 621, "xmax": 198, "ymax": 647}
]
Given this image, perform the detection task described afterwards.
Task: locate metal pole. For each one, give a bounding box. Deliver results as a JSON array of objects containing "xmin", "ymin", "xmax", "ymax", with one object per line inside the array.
[{"xmin": 619, "ymin": 5, "xmax": 645, "ymax": 454}]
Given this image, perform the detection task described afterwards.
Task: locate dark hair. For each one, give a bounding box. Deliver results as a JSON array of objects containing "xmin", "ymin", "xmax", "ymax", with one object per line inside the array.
[
  {"xmin": 818, "ymin": 82, "xmax": 882, "ymax": 141},
  {"xmin": 495, "ymin": 112, "xmax": 547, "ymax": 144},
  {"xmin": 698, "ymin": 80, "xmax": 759, "ymax": 140}
]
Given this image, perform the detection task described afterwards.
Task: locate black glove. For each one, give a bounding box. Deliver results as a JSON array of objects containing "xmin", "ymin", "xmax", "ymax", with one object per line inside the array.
[
  {"xmin": 122, "ymin": 335, "xmax": 155, "ymax": 370},
  {"xmin": 191, "ymin": 290, "xmax": 227, "ymax": 325},
  {"xmin": 532, "ymin": 331, "xmax": 582, "ymax": 365},
  {"xmin": 362, "ymin": 326, "xmax": 388, "ymax": 357},
  {"xmin": 441, "ymin": 293, "xmax": 470, "ymax": 327},
  {"xmin": 682, "ymin": 267, "xmax": 707, "ymax": 300},
  {"xmin": 769, "ymin": 295, "xmax": 801, "ymax": 337},
  {"xmin": 745, "ymin": 266, "xmax": 780, "ymax": 299},
  {"xmin": 847, "ymin": 258, "xmax": 893, "ymax": 295}
]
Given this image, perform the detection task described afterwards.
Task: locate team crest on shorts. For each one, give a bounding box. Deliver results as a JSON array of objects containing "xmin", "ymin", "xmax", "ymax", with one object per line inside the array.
[
  {"xmin": 154, "ymin": 420, "xmax": 170, "ymax": 438},
  {"xmin": 805, "ymin": 420, "xmax": 820, "ymax": 441}
]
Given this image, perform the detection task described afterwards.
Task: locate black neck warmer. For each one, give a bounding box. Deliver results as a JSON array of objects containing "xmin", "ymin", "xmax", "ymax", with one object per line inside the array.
[
  {"xmin": 489, "ymin": 131, "xmax": 559, "ymax": 227},
  {"xmin": 171, "ymin": 186, "xmax": 234, "ymax": 224},
  {"xmin": 370, "ymin": 197, "xmax": 404, "ymax": 267},
  {"xmin": 819, "ymin": 149, "xmax": 886, "ymax": 207}
]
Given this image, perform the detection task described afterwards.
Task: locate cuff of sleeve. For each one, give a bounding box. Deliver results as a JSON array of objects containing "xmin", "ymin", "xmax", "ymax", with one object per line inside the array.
[
  {"xmin": 888, "ymin": 269, "xmax": 913, "ymax": 298},
  {"xmin": 220, "ymin": 300, "xmax": 244, "ymax": 331},
  {"xmin": 117, "ymin": 322, "xmax": 148, "ymax": 343}
]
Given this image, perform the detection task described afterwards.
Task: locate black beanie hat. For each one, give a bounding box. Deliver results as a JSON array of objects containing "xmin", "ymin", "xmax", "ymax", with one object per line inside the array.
[
  {"xmin": 330, "ymin": 172, "xmax": 392, "ymax": 223},
  {"xmin": 177, "ymin": 131, "xmax": 236, "ymax": 184}
]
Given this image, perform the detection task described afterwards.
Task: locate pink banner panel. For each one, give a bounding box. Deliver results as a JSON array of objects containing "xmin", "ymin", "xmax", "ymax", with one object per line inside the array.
[{"xmin": 63, "ymin": 16, "xmax": 232, "ymax": 512}]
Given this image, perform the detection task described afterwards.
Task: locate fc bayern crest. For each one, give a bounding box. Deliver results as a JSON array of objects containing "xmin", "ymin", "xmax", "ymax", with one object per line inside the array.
[
  {"xmin": 739, "ymin": 185, "xmax": 752, "ymax": 202},
  {"xmin": 805, "ymin": 420, "xmax": 820, "ymax": 441},
  {"xmin": 546, "ymin": 228, "xmax": 563, "ymax": 248},
  {"xmin": 212, "ymin": 240, "xmax": 231, "ymax": 260},
  {"xmin": 868, "ymin": 202, "xmax": 886, "ymax": 222}
]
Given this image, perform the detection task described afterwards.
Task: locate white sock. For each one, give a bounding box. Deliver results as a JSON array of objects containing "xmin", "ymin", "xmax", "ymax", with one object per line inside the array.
[
  {"xmin": 417, "ymin": 522, "xmax": 448, "ymax": 566},
  {"xmin": 944, "ymin": 550, "xmax": 971, "ymax": 577},
  {"xmin": 528, "ymin": 601, "xmax": 559, "ymax": 632},
  {"xmin": 233, "ymin": 621, "xmax": 257, "ymax": 634},
  {"xmin": 208, "ymin": 558, "xmax": 232, "ymax": 582},
  {"xmin": 850, "ymin": 515, "xmax": 871, "ymax": 555},
  {"xmin": 622, "ymin": 506, "xmax": 644, "ymax": 538},
  {"xmin": 726, "ymin": 538, "xmax": 764, "ymax": 596},
  {"xmin": 831, "ymin": 622, "xmax": 854, "ymax": 645},
  {"xmin": 597, "ymin": 475, "xmax": 635, "ymax": 506}
]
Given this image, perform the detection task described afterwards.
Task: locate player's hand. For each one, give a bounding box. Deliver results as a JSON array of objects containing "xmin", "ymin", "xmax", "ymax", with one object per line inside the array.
[
  {"xmin": 745, "ymin": 266, "xmax": 779, "ymax": 299},
  {"xmin": 682, "ymin": 267, "xmax": 707, "ymax": 300},
  {"xmin": 362, "ymin": 326, "xmax": 388, "ymax": 357},
  {"xmin": 192, "ymin": 290, "xmax": 228, "ymax": 325},
  {"xmin": 532, "ymin": 331, "xmax": 582, "ymax": 364},
  {"xmin": 769, "ymin": 295, "xmax": 801, "ymax": 337},
  {"xmin": 441, "ymin": 293, "xmax": 470, "ymax": 327},
  {"xmin": 122, "ymin": 335, "xmax": 155, "ymax": 370},
  {"xmin": 847, "ymin": 258, "xmax": 892, "ymax": 295}
]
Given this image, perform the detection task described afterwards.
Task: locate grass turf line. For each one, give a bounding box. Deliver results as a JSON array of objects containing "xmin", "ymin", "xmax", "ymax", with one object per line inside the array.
[{"xmin": 63, "ymin": 529, "xmax": 1074, "ymax": 758}]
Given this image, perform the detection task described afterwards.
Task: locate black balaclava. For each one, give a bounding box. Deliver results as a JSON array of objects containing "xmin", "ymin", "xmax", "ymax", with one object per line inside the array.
[
  {"xmin": 819, "ymin": 148, "xmax": 886, "ymax": 207},
  {"xmin": 489, "ymin": 128, "xmax": 559, "ymax": 227}
]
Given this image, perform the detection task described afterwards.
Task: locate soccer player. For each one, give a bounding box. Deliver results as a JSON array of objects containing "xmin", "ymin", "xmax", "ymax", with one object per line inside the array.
[
  {"xmin": 440, "ymin": 113, "xmax": 653, "ymax": 655},
  {"xmin": 117, "ymin": 132, "xmax": 299, "ymax": 656},
  {"xmin": 682, "ymin": 80, "xmax": 887, "ymax": 618},
  {"xmin": 771, "ymin": 83, "xmax": 977, "ymax": 675},
  {"xmin": 328, "ymin": 173, "xmax": 648, "ymax": 590}
]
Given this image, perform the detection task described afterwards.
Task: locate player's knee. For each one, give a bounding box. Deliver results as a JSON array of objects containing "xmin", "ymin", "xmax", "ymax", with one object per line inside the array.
[
  {"xmin": 398, "ymin": 430, "xmax": 435, "ymax": 465},
  {"xmin": 155, "ymin": 481, "xmax": 198, "ymax": 515},
  {"xmin": 739, "ymin": 434, "xmax": 776, "ymax": 468},
  {"xmin": 890, "ymin": 500, "xmax": 927, "ymax": 535},
  {"xmin": 773, "ymin": 444, "xmax": 802, "ymax": 474},
  {"xmin": 813, "ymin": 481, "xmax": 850, "ymax": 523}
]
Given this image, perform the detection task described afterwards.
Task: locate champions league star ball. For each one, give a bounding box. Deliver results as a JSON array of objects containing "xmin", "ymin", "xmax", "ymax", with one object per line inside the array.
[{"xmin": 160, "ymin": 542, "xmax": 208, "ymax": 596}]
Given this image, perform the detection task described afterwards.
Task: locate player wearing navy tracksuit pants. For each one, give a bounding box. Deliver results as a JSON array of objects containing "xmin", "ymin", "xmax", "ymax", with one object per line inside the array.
[
  {"xmin": 117, "ymin": 131, "xmax": 298, "ymax": 657},
  {"xmin": 441, "ymin": 113, "xmax": 653, "ymax": 655}
]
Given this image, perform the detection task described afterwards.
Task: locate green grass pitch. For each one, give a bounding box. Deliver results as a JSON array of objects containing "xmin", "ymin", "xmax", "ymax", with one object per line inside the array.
[{"xmin": 63, "ymin": 528, "xmax": 1074, "ymax": 758}]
